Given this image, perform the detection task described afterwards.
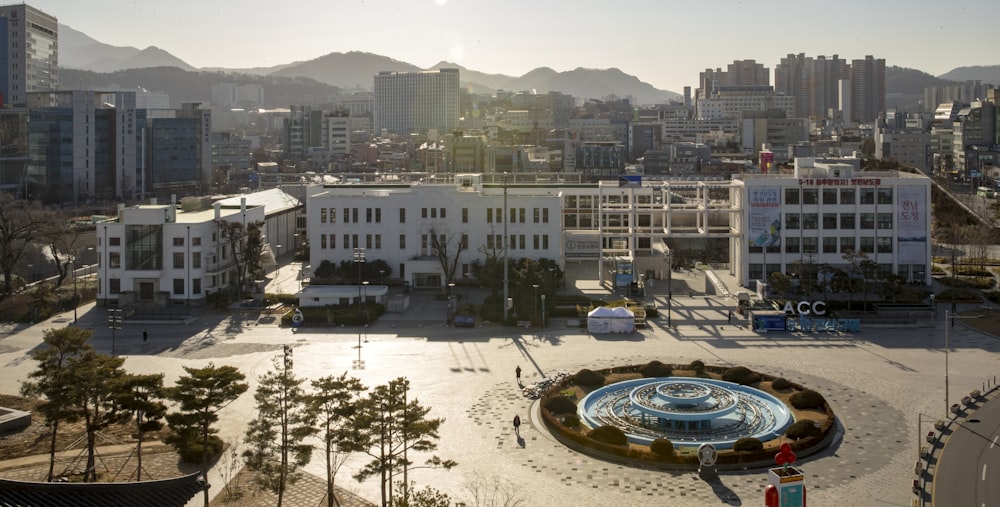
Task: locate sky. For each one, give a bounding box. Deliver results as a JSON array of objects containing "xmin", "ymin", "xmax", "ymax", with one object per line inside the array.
[{"xmin": 30, "ymin": 0, "xmax": 999, "ymax": 94}]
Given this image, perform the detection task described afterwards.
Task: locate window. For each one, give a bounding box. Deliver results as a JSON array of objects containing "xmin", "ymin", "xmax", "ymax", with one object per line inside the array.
[
  {"xmin": 109, "ymin": 252, "xmax": 121, "ymax": 269},
  {"xmin": 486, "ymin": 234, "xmax": 495, "ymax": 249},
  {"xmin": 840, "ymin": 237, "xmax": 855, "ymax": 253},
  {"xmin": 519, "ymin": 235, "xmax": 526, "ymax": 249},
  {"xmin": 543, "ymin": 208, "xmax": 549, "ymax": 223},
  {"xmin": 352, "ymin": 234, "xmax": 358, "ymax": 249},
  {"xmin": 542, "ymin": 235, "xmax": 549, "ymax": 249},
  {"xmin": 375, "ymin": 235, "xmax": 382, "ymax": 249},
  {"xmin": 173, "ymin": 252, "xmax": 185, "ymax": 269},
  {"xmin": 533, "ymin": 208, "xmax": 540, "ymax": 223},
  {"xmin": 840, "ymin": 188, "xmax": 855, "ymax": 204},
  {"xmin": 860, "ymin": 188, "xmax": 875, "ymax": 204},
  {"xmin": 802, "ymin": 237, "xmax": 818, "ymax": 253},
  {"xmin": 192, "ymin": 252, "xmax": 201, "ymax": 269},
  {"xmin": 321, "ymin": 235, "xmax": 328, "ymax": 249},
  {"xmin": 785, "ymin": 188, "xmax": 800, "ymax": 204},
  {"xmin": 126, "ymin": 225, "xmax": 163, "ymax": 270},
  {"xmin": 110, "ymin": 278, "xmax": 121, "ymax": 294},
  {"xmin": 802, "ymin": 213, "xmax": 818, "ymax": 229},
  {"xmin": 352, "ymin": 208, "xmax": 358, "ymax": 223},
  {"xmin": 877, "ymin": 213, "xmax": 893, "ymax": 229},
  {"xmin": 110, "ymin": 237, "xmax": 121, "ymax": 246},
  {"xmin": 840, "ymin": 213, "xmax": 855, "ymax": 229},
  {"xmin": 366, "ymin": 234, "xmax": 372, "ymax": 249},
  {"xmin": 366, "ymin": 208, "xmax": 372, "ymax": 223},
  {"xmin": 496, "ymin": 208, "xmax": 502, "ymax": 222},
  {"xmin": 785, "ymin": 213, "xmax": 799, "ymax": 230},
  {"xmin": 460, "ymin": 234, "xmax": 468, "ymax": 249},
  {"xmin": 510, "ymin": 208, "xmax": 516, "ymax": 223},
  {"xmin": 822, "ymin": 189, "xmax": 838, "ymax": 205},
  {"xmin": 344, "ymin": 208, "xmax": 350, "ymax": 223},
  {"xmin": 193, "ymin": 279, "xmax": 202, "ymax": 295},
  {"xmin": 860, "ymin": 213, "xmax": 874, "ymax": 229},
  {"xmin": 330, "ymin": 208, "xmax": 336, "ymax": 223},
  {"xmin": 173, "ymin": 237, "xmax": 184, "ymax": 246},
  {"xmin": 430, "ymin": 208, "xmax": 437, "ymax": 219},
  {"xmin": 486, "ymin": 208, "xmax": 493, "ymax": 223},
  {"xmin": 533, "ymin": 235, "xmax": 539, "ymax": 249},
  {"xmin": 343, "ymin": 234, "xmax": 350, "ymax": 249},
  {"xmin": 192, "ymin": 237, "xmax": 201, "ymax": 246},
  {"xmin": 823, "ymin": 237, "xmax": 837, "ymax": 253},
  {"xmin": 375, "ymin": 208, "xmax": 380, "ymax": 223},
  {"xmin": 785, "ymin": 237, "xmax": 800, "ymax": 253},
  {"xmin": 321, "ymin": 208, "xmax": 327, "ymax": 223},
  {"xmin": 877, "ymin": 237, "xmax": 892, "ymax": 253},
  {"xmin": 399, "ymin": 208, "xmax": 406, "ymax": 223},
  {"xmin": 877, "ymin": 188, "xmax": 893, "ymax": 204},
  {"xmin": 330, "ymin": 234, "xmax": 336, "ymax": 249},
  {"xmin": 860, "ymin": 237, "xmax": 875, "ymax": 253},
  {"xmin": 173, "ymin": 279, "xmax": 184, "ymax": 295},
  {"xmin": 399, "ymin": 234, "xmax": 406, "ymax": 249},
  {"xmin": 802, "ymin": 188, "xmax": 818, "ymax": 204},
  {"xmin": 422, "ymin": 208, "xmax": 428, "ymax": 218},
  {"xmin": 440, "ymin": 208, "xmax": 446, "ymax": 219},
  {"xmin": 822, "ymin": 213, "xmax": 837, "ymax": 229},
  {"xmin": 462, "ymin": 208, "xmax": 469, "ymax": 223}
]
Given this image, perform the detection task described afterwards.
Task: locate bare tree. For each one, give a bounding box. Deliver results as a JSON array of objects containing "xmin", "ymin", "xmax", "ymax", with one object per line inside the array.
[
  {"xmin": 0, "ymin": 193, "xmax": 52, "ymax": 298},
  {"xmin": 218, "ymin": 220, "xmax": 265, "ymax": 301},
  {"xmin": 39, "ymin": 212, "xmax": 81, "ymax": 287},
  {"xmin": 428, "ymin": 227, "xmax": 467, "ymax": 288}
]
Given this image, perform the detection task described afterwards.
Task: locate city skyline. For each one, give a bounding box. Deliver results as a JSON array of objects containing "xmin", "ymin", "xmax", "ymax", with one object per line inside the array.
[{"xmin": 29, "ymin": 0, "xmax": 999, "ymax": 94}]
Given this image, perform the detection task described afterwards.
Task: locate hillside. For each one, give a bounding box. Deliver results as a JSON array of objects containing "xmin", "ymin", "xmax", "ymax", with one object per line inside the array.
[{"xmin": 938, "ymin": 65, "xmax": 1000, "ymax": 84}]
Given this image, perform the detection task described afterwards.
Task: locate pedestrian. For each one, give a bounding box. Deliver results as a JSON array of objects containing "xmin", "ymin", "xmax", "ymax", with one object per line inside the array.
[
  {"xmin": 513, "ymin": 415, "xmax": 521, "ymax": 435},
  {"xmin": 728, "ymin": 310, "xmax": 732, "ymax": 323},
  {"xmin": 516, "ymin": 365, "xmax": 522, "ymax": 382},
  {"xmin": 142, "ymin": 329, "xmax": 148, "ymax": 343}
]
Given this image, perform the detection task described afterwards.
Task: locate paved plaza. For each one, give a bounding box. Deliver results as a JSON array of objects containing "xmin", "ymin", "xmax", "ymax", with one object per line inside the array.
[{"xmin": 1, "ymin": 263, "xmax": 998, "ymax": 506}]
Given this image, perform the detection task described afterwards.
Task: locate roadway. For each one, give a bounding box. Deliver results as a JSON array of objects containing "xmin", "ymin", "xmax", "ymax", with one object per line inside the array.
[{"xmin": 934, "ymin": 396, "xmax": 1000, "ymax": 506}]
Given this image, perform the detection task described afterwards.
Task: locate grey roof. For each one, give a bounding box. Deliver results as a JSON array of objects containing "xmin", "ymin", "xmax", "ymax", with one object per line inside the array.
[
  {"xmin": 0, "ymin": 472, "xmax": 203, "ymax": 507},
  {"xmin": 214, "ymin": 188, "xmax": 301, "ymax": 216}
]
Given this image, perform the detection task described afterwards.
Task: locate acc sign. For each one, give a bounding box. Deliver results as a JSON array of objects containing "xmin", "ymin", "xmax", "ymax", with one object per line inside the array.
[{"xmin": 782, "ymin": 300, "xmax": 826, "ymax": 316}]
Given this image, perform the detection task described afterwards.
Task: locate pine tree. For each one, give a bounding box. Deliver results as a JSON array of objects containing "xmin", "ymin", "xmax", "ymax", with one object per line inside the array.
[{"xmin": 306, "ymin": 372, "xmax": 366, "ymax": 507}]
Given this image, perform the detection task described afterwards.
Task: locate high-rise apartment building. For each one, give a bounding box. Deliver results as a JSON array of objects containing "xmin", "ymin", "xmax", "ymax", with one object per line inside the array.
[
  {"xmin": 373, "ymin": 69, "xmax": 459, "ymax": 135},
  {"xmin": 0, "ymin": 3, "xmax": 57, "ymax": 107},
  {"xmin": 698, "ymin": 60, "xmax": 769, "ymax": 99},
  {"xmin": 850, "ymin": 56, "xmax": 886, "ymax": 124},
  {"xmin": 775, "ymin": 54, "xmax": 849, "ymax": 121}
]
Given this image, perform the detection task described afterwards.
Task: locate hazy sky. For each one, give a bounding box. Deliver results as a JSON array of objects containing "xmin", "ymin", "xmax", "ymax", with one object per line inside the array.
[{"xmin": 31, "ymin": 0, "xmax": 998, "ymax": 93}]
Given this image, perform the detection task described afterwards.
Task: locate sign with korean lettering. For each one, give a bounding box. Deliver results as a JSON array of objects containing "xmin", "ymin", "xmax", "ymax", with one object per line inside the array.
[{"xmin": 897, "ymin": 186, "xmax": 927, "ymax": 264}]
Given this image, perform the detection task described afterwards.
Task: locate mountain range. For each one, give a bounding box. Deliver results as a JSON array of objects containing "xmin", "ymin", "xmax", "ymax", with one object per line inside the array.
[{"xmin": 57, "ymin": 23, "xmax": 1000, "ymax": 109}]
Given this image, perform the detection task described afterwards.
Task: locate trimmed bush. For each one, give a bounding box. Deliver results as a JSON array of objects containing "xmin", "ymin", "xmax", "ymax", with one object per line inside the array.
[
  {"xmin": 732, "ymin": 437, "xmax": 764, "ymax": 452},
  {"xmin": 689, "ymin": 360, "xmax": 706, "ymax": 374},
  {"xmin": 722, "ymin": 366, "xmax": 760, "ymax": 385},
  {"xmin": 638, "ymin": 360, "xmax": 673, "ymax": 378},
  {"xmin": 786, "ymin": 420, "xmax": 821, "ymax": 440},
  {"xmin": 177, "ymin": 435, "xmax": 224, "ymax": 464},
  {"xmin": 588, "ymin": 425, "xmax": 627, "ymax": 446},
  {"xmin": 574, "ymin": 368, "xmax": 606, "ymax": 387},
  {"xmin": 544, "ymin": 395, "xmax": 578, "ymax": 415},
  {"xmin": 789, "ymin": 389, "xmax": 825, "ymax": 410},
  {"xmin": 561, "ymin": 414, "xmax": 581, "ymax": 428},
  {"xmin": 650, "ymin": 438, "xmax": 675, "ymax": 457},
  {"xmin": 771, "ymin": 377, "xmax": 793, "ymax": 390}
]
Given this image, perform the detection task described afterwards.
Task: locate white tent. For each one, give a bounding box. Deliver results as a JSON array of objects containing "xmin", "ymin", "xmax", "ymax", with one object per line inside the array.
[{"xmin": 587, "ymin": 306, "xmax": 635, "ymax": 334}]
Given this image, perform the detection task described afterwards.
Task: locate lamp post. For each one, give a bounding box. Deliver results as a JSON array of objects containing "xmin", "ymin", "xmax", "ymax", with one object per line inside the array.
[
  {"xmin": 380, "ymin": 269, "xmax": 385, "ymax": 287},
  {"xmin": 362, "ymin": 281, "xmax": 370, "ymax": 330},
  {"xmin": 354, "ymin": 248, "xmax": 366, "ymax": 321},
  {"xmin": 532, "ymin": 284, "xmax": 540, "ymax": 322},
  {"xmin": 447, "ymin": 282, "xmax": 456, "ymax": 325},
  {"xmin": 293, "ymin": 233, "xmax": 299, "ymax": 259},
  {"xmin": 502, "ymin": 172, "xmax": 509, "ymax": 322},
  {"xmin": 667, "ymin": 251, "xmax": 673, "ymax": 327},
  {"xmin": 274, "ymin": 245, "xmax": 282, "ymax": 295},
  {"xmin": 944, "ymin": 309, "xmax": 983, "ymax": 418},
  {"xmin": 541, "ymin": 294, "xmax": 546, "ymax": 327}
]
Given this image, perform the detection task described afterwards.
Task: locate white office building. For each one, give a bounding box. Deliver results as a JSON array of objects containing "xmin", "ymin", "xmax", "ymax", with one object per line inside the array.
[{"xmin": 373, "ymin": 69, "xmax": 460, "ymax": 135}]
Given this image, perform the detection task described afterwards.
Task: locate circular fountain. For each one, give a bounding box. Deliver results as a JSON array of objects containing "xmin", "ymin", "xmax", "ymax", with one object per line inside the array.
[{"xmin": 578, "ymin": 377, "xmax": 792, "ymax": 449}]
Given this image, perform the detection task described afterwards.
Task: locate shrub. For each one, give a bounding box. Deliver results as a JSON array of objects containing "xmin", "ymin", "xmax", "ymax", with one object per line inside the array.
[
  {"xmin": 638, "ymin": 360, "xmax": 673, "ymax": 378},
  {"xmin": 722, "ymin": 366, "xmax": 760, "ymax": 385},
  {"xmin": 771, "ymin": 377, "xmax": 793, "ymax": 390},
  {"xmin": 574, "ymin": 368, "xmax": 606, "ymax": 387},
  {"xmin": 177, "ymin": 435, "xmax": 224, "ymax": 464},
  {"xmin": 786, "ymin": 420, "xmax": 821, "ymax": 440},
  {"xmin": 588, "ymin": 425, "xmax": 627, "ymax": 446},
  {"xmin": 649, "ymin": 438, "xmax": 675, "ymax": 457},
  {"xmin": 561, "ymin": 414, "xmax": 580, "ymax": 428},
  {"xmin": 689, "ymin": 360, "xmax": 706, "ymax": 374},
  {"xmin": 732, "ymin": 437, "xmax": 764, "ymax": 452},
  {"xmin": 789, "ymin": 389, "xmax": 825, "ymax": 410},
  {"xmin": 544, "ymin": 395, "xmax": 578, "ymax": 415}
]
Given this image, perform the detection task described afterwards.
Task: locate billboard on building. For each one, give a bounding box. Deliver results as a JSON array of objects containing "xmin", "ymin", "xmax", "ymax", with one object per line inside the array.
[
  {"xmin": 749, "ymin": 187, "xmax": 781, "ymax": 248},
  {"xmin": 897, "ymin": 186, "xmax": 928, "ymax": 264}
]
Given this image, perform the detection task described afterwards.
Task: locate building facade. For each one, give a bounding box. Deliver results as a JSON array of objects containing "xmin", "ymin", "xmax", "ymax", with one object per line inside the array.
[
  {"xmin": 0, "ymin": 3, "xmax": 57, "ymax": 107},
  {"xmin": 373, "ymin": 69, "xmax": 460, "ymax": 135}
]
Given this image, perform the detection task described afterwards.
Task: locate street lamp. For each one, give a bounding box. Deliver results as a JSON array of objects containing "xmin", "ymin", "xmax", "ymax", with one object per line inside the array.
[
  {"xmin": 380, "ymin": 269, "xmax": 385, "ymax": 287},
  {"xmin": 666, "ymin": 251, "xmax": 673, "ymax": 327},
  {"xmin": 541, "ymin": 294, "xmax": 546, "ymax": 327},
  {"xmin": 532, "ymin": 284, "xmax": 540, "ymax": 322},
  {"xmin": 354, "ymin": 248, "xmax": 366, "ymax": 320},
  {"xmin": 447, "ymin": 282, "xmax": 456, "ymax": 325},
  {"xmin": 944, "ymin": 309, "xmax": 982, "ymax": 418}
]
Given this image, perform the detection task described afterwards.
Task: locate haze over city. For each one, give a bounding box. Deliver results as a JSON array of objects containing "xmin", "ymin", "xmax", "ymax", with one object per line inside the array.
[{"xmin": 31, "ymin": 0, "xmax": 1000, "ymax": 93}]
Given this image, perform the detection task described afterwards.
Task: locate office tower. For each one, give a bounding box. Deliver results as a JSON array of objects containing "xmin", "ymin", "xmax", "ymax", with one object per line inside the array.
[
  {"xmin": 374, "ymin": 69, "xmax": 460, "ymax": 135},
  {"xmin": 850, "ymin": 55, "xmax": 886, "ymax": 124},
  {"xmin": 0, "ymin": 4, "xmax": 57, "ymax": 107}
]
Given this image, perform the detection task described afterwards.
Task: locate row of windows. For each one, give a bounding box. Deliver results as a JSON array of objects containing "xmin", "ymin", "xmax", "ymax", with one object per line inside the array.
[
  {"xmin": 751, "ymin": 236, "xmax": 893, "ymax": 255},
  {"xmin": 785, "ymin": 212, "xmax": 893, "ymax": 230},
  {"xmin": 106, "ymin": 278, "xmax": 202, "ymax": 295},
  {"xmin": 105, "ymin": 251, "xmax": 204, "ymax": 270},
  {"xmin": 319, "ymin": 206, "xmax": 551, "ymax": 225},
  {"xmin": 784, "ymin": 187, "xmax": 893, "ymax": 205},
  {"xmin": 318, "ymin": 233, "xmax": 553, "ymax": 251}
]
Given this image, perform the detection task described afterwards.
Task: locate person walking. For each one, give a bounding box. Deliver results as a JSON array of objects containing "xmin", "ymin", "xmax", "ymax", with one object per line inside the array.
[
  {"xmin": 513, "ymin": 415, "xmax": 521, "ymax": 436},
  {"xmin": 515, "ymin": 365, "xmax": 522, "ymax": 382},
  {"xmin": 728, "ymin": 310, "xmax": 732, "ymax": 323},
  {"xmin": 142, "ymin": 329, "xmax": 148, "ymax": 343}
]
